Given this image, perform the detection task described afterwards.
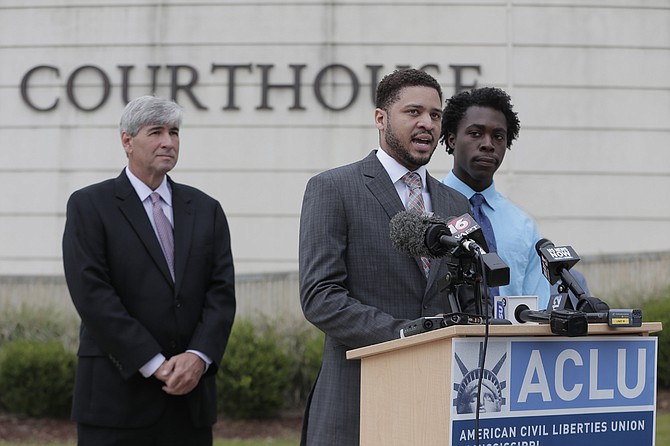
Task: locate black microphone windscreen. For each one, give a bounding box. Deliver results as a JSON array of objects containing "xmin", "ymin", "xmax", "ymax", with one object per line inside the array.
[
  {"xmin": 535, "ymin": 238, "xmax": 553, "ymax": 255},
  {"xmin": 536, "ymin": 239, "xmax": 580, "ymax": 285},
  {"xmin": 389, "ymin": 211, "xmax": 448, "ymax": 258}
]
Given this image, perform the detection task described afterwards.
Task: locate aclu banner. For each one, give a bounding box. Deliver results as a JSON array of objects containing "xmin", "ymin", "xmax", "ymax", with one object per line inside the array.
[{"xmin": 450, "ymin": 336, "xmax": 657, "ymax": 446}]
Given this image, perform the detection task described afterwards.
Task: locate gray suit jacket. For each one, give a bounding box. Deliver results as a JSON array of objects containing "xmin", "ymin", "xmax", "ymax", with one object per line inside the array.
[{"xmin": 299, "ymin": 151, "xmax": 474, "ymax": 445}]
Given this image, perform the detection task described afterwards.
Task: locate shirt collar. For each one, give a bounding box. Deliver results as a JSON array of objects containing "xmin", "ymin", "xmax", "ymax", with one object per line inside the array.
[
  {"xmin": 376, "ymin": 148, "xmax": 428, "ymax": 188},
  {"xmin": 444, "ymin": 171, "xmax": 497, "ymax": 210},
  {"xmin": 124, "ymin": 166, "xmax": 172, "ymax": 205}
]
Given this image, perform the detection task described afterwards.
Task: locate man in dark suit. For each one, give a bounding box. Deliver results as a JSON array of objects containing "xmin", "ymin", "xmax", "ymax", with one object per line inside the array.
[
  {"xmin": 298, "ymin": 69, "xmax": 480, "ymax": 445},
  {"xmin": 62, "ymin": 96, "xmax": 236, "ymax": 445}
]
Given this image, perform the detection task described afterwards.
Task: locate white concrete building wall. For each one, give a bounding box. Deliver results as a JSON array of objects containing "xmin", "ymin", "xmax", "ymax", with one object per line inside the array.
[{"xmin": 0, "ymin": 0, "xmax": 668, "ymax": 276}]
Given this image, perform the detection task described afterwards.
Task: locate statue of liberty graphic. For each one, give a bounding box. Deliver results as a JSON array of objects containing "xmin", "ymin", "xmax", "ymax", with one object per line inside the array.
[{"xmin": 453, "ymin": 342, "xmax": 507, "ymax": 414}]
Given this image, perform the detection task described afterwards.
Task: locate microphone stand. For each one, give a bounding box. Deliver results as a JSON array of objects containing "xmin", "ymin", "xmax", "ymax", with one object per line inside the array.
[
  {"xmin": 554, "ymin": 269, "xmax": 610, "ymax": 314},
  {"xmin": 438, "ymin": 246, "xmax": 508, "ymax": 324},
  {"xmin": 438, "ymin": 255, "xmax": 486, "ymax": 324},
  {"xmin": 436, "ymin": 246, "xmax": 513, "ymax": 446}
]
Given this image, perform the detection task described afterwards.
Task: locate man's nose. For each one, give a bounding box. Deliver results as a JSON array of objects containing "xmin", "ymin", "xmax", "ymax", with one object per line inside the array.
[
  {"xmin": 159, "ymin": 132, "xmax": 174, "ymax": 148},
  {"xmin": 417, "ymin": 113, "xmax": 435, "ymax": 130},
  {"xmin": 479, "ymin": 134, "xmax": 494, "ymax": 151}
]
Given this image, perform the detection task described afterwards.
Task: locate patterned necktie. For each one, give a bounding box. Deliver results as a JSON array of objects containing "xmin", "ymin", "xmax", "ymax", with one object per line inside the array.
[
  {"xmin": 150, "ymin": 192, "xmax": 175, "ymax": 280},
  {"xmin": 401, "ymin": 172, "xmax": 431, "ymax": 277},
  {"xmin": 469, "ymin": 193, "xmax": 499, "ymax": 300}
]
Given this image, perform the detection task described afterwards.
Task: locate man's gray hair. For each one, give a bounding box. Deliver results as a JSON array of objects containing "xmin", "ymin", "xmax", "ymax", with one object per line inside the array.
[{"xmin": 119, "ymin": 96, "xmax": 183, "ymax": 136}]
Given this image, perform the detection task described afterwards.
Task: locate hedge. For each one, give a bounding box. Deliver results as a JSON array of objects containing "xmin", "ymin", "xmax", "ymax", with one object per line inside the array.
[
  {"xmin": 217, "ymin": 319, "xmax": 293, "ymax": 419},
  {"xmin": 642, "ymin": 292, "xmax": 670, "ymax": 388},
  {"xmin": 0, "ymin": 339, "xmax": 76, "ymax": 417}
]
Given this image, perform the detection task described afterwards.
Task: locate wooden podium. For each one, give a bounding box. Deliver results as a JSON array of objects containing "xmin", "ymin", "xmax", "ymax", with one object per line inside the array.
[{"xmin": 347, "ymin": 322, "xmax": 662, "ymax": 446}]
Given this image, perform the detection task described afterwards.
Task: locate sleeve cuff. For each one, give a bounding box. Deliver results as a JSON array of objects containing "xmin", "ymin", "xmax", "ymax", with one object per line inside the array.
[
  {"xmin": 139, "ymin": 353, "xmax": 166, "ymax": 378},
  {"xmin": 187, "ymin": 349, "xmax": 212, "ymax": 373}
]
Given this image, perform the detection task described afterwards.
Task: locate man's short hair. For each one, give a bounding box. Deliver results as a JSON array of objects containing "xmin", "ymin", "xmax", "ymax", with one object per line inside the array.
[
  {"xmin": 441, "ymin": 87, "xmax": 520, "ymax": 153},
  {"xmin": 375, "ymin": 68, "xmax": 443, "ymax": 111},
  {"xmin": 119, "ymin": 96, "xmax": 183, "ymax": 136}
]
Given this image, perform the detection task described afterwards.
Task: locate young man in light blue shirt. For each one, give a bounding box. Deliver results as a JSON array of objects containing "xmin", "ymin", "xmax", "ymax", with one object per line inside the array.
[{"xmin": 440, "ymin": 87, "xmax": 551, "ymax": 309}]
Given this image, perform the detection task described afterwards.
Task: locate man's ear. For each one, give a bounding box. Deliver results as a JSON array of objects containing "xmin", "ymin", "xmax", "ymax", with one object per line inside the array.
[
  {"xmin": 121, "ymin": 132, "xmax": 132, "ymax": 155},
  {"xmin": 447, "ymin": 133, "xmax": 456, "ymax": 150},
  {"xmin": 374, "ymin": 108, "xmax": 386, "ymax": 131}
]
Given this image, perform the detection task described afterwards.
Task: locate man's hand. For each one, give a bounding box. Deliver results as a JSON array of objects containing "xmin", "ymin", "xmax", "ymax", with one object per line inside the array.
[
  {"xmin": 153, "ymin": 360, "xmax": 172, "ymax": 384},
  {"xmin": 155, "ymin": 352, "xmax": 206, "ymax": 395}
]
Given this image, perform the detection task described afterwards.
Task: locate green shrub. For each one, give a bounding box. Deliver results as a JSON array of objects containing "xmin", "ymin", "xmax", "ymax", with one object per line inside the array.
[
  {"xmin": 0, "ymin": 339, "xmax": 76, "ymax": 417},
  {"xmin": 217, "ymin": 320, "xmax": 293, "ymax": 419},
  {"xmin": 641, "ymin": 291, "xmax": 670, "ymax": 388},
  {"xmin": 284, "ymin": 325, "xmax": 323, "ymax": 410},
  {"xmin": 302, "ymin": 329, "xmax": 324, "ymax": 384}
]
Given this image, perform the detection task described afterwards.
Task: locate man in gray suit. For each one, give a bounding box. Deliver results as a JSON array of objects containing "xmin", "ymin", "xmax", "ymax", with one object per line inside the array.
[{"xmin": 299, "ymin": 69, "xmax": 479, "ymax": 445}]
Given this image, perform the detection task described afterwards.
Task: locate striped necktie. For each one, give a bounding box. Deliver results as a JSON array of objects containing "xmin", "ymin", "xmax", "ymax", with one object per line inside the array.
[
  {"xmin": 150, "ymin": 192, "xmax": 175, "ymax": 281},
  {"xmin": 401, "ymin": 172, "xmax": 431, "ymax": 277}
]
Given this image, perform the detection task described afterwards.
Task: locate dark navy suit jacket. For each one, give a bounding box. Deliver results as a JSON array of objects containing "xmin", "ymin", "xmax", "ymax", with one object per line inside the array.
[{"xmin": 62, "ymin": 171, "xmax": 235, "ymax": 428}]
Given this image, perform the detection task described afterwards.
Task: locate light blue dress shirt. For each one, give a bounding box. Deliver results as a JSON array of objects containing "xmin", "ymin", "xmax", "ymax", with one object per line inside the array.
[{"xmin": 442, "ymin": 172, "xmax": 551, "ymax": 309}]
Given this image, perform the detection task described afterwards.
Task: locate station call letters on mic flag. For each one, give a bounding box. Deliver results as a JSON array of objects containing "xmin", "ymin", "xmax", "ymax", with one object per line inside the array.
[{"xmin": 447, "ymin": 214, "xmax": 489, "ymax": 253}]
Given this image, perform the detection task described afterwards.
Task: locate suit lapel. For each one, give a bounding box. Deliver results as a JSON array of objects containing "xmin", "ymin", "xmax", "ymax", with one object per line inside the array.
[
  {"xmin": 361, "ymin": 151, "xmax": 405, "ymax": 220},
  {"xmin": 115, "ymin": 172, "xmax": 174, "ymax": 286},
  {"xmin": 361, "ymin": 151, "xmax": 430, "ymax": 281},
  {"xmin": 170, "ymin": 180, "xmax": 194, "ymax": 295}
]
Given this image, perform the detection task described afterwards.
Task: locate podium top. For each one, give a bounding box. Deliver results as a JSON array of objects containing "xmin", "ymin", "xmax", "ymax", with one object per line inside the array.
[{"xmin": 346, "ymin": 321, "xmax": 662, "ymax": 360}]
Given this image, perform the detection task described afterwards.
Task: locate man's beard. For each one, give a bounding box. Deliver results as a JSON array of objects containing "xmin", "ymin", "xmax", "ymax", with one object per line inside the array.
[{"xmin": 385, "ymin": 121, "xmax": 434, "ymax": 169}]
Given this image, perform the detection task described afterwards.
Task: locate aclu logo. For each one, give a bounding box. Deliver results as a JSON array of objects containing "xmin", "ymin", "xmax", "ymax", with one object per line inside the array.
[
  {"xmin": 546, "ymin": 246, "xmax": 574, "ymax": 260},
  {"xmin": 509, "ymin": 338, "xmax": 656, "ymax": 412}
]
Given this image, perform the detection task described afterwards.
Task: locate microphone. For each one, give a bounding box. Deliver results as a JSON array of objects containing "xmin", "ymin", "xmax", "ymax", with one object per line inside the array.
[
  {"xmin": 535, "ymin": 238, "xmax": 587, "ymax": 299},
  {"xmin": 389, "ymin": 210, "xmax": 509, "ymax": 286},
  {"xmin": 389, "ymin": 211, "xmax": 460, "ymax": 258},
  {"xmin": 536, "ymin": 238, "xmax": 610, "ymax": 313},
  {"xmin": 389, "ymin": 211, "xmax": 486, "ymax": 259},
  {"xmin": 514, "ymin": 304, "xmax": 551, "ymax": 323},
  {"xmin": 448, "ymin": 213, "xmax": 509, "ymax": 290},
  {"xmin": 514, "ymin": 304, "xmax": 589, "ymax": 337}
]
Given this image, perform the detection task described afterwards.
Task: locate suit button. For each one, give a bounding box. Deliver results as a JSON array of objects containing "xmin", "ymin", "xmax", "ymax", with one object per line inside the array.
[{"xmin": 175, "ymin": 301, "xmax": 182, "ymax": 308}]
